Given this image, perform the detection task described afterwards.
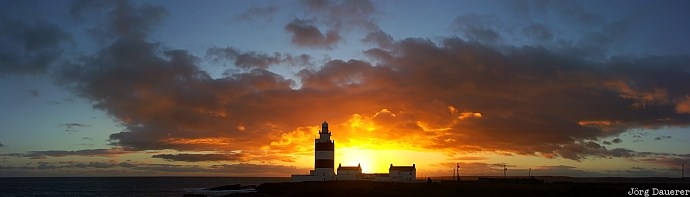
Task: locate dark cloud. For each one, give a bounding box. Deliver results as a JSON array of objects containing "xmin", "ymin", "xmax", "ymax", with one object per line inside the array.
[
  {"xmin": 493, "ymin": 1, "xmax": 655, "ymax": 59},
  {"xmin": 210, "ymin": 163, "xmax": 303, "ymax": 174},
  {"xmin": 58, "ymin": 33, "xmax": 690, "ymax": 163},
  {"xmin": 1, "ymin": 148, "xmax": 130, "ymax": 159},
  {"xmin": 152, "ymin": 153, "xmax": 246, "ymax": 162},
  {"xmin": 301, "ymin": 0, "xmax": 378, "ymax": 30},
  {"xmin": 207, "ymin": 47, "xmax": 312, "ymax": 69},
  {"xmin": 548, "ymin": 1, "xmax": 604, "ymax": 27},
  {"xmin": 284, "ymin": 18, "xmax": 340, "ymax": 49},
  {"xmin": 553, "ymin": 142, "xmax": 636, "ymax": 160},
  {"xmin": 70, "ymin": 0, "xmax": 167, "ymax": 40},
  {"xmin": 0, "ymin": 161, "xmax": 305, "ymax": 176},
  {"xmin": 0, "ymin": 17, "xmax": 71, "ymax": 75},
  {"xmin": 515, "ymin": 1, "xmax": 604, "ymax": 27},
  {"xmin": 534, "ymin": 165, "xmax": 602, "ymax": 177},
  {"xmin": 449, "ymin": 156, "xmax": 488, "ymax": 161},
  {"xmin": 233, "ymin": 5, "xmax": 278, "ymax": 22},
  {"xmin": 641, "ymin": 154, "xmax": 690, "ymax": 167},
  {"xmin": 451, "ymin": 14, "xmax": 502, "ymax": 43},
  {"xmin": 522, "ymin": 23, "xmax": 552, "ymax": 42},
  {"xmin": 45, "ymin": 0, "xmax": 690, "ymax": 165},
  {"xmin": 290, "ymin": 0, "xmax": 380, "ymax": 48},
  {"xmin": 355, "ymin": 37, "xmax": 690, "ymax": 161},
  {"xmin": 58, "ymin": 123, "xmax": 90, "ymax": 132},
  {"xmin": 28, "ymin": 89, "xmax": 39, "ymax": 97},
  {"xmin": 362, "ymin": 29, "xmax": 394, "ymax": 49}
]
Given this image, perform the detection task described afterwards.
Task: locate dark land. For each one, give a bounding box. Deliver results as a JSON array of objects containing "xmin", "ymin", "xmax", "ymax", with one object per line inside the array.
[{"xmin": 185, "ymin": 177, "xmax": 689, "ymax": 197}]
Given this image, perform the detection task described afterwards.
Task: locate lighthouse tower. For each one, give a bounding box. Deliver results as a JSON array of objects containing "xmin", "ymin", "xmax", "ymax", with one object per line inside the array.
[{"xmin": 314, "ymin": 121, "xmax": 335, "ymax": 177}]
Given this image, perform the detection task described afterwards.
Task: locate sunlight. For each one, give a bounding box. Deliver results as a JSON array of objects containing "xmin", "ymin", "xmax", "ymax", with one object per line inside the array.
[
  {"xmin": 347, "ymin": 114, "xmax": 377, "ymax": 132},
  {"xmin": 336, "ymin": 147, "xmax": 446, "ymax": 173}
]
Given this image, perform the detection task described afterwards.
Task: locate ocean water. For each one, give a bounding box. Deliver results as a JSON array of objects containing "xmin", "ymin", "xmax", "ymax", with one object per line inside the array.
[{"xmin": 0, "ymin": 177, "xmax": 289, "ymax": 197}]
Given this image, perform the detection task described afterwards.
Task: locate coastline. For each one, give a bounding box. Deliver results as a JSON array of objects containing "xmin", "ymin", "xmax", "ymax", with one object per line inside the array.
[{"xmin": 209, "ymin": 179, "xmax": 689, "ymax": 197}]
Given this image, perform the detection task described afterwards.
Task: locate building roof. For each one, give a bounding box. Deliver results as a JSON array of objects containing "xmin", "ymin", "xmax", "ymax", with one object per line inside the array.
[
  {"xmin": 337, "ymin": 163, "xmax": 362, "ymax": 171},
  {"xmin": 389, "ymin": 164, "xmax": 415, "ymax": 171},
  {"xmin": 338, "ymin": 166, "xmax": 361, "ymax": 171}
]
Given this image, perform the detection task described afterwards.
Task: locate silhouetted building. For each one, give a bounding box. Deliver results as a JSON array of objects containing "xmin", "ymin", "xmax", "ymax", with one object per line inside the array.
[
  {"xmin": 292, "ymin": 121, "xmax": 336, "ymax": 181},
  {"xmin": 292, "ymin": 121, "xmax": 416, "ymax": 182},
  {"xmin": 314, "ymin": 121, "xmax": 335, "ymax": 177},
  {"xmin": 336, "ymin": 163, "xmax": 362, "ymax": 180},
  {"xmin": 389, "ymin": 164, "xmax": 416, "ymax": 182}
]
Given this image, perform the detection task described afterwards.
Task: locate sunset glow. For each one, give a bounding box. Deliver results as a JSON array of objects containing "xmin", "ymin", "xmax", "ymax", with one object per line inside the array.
[{"xmin": 1, "ymin": 0, "xmax": 689, "ymax": 178}]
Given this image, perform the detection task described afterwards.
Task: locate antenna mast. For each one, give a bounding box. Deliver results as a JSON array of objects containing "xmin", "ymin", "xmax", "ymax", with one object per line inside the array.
[
  {"xmin": 503, "ymin": 164, "xmax": 507, "ymax": 179},
  {"xmin": 456, "ymin": 163, "xmax": 460, "ymax": 182}
]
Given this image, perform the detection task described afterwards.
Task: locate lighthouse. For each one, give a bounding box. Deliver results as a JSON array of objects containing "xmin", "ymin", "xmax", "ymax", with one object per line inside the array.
[
  {"xmin": 314, "ymin": 121, "xmax": 335, "ymax": 177},
  {"xmin": 291, "ymin": 121, "xmax": 415, "ymax": 182}
]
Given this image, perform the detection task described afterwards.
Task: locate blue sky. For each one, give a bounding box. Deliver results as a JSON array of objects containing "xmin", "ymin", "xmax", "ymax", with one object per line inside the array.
[{"xmin": 1, "ymin": 0, "xmax": 689, "ymax": 177}]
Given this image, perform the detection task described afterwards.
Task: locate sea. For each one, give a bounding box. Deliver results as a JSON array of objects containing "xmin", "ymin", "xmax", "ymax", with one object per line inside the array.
[{"xmin": 0, "ymin": 177, "xmax": 289, "ymax": 197}]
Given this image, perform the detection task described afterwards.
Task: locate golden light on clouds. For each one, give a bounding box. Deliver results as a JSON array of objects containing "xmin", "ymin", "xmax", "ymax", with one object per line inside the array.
[
  {"xmin": 272, "ymin": 108, "xmax": 491, "ymax": 173},
  {"xmin": 161, "ymin": 137, "xmax": 233, "ymax": 145}
]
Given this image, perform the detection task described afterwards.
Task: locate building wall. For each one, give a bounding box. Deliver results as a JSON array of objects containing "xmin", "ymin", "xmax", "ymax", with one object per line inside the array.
[{"xmin": 389, "ymin": 169, "xmax": 417, "ymax": 182}]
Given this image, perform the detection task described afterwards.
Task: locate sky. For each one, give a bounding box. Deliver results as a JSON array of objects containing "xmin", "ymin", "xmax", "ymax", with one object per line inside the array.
[{"xmin": 0, "ymin": 0, "xmax": 689, "ymax": 177}]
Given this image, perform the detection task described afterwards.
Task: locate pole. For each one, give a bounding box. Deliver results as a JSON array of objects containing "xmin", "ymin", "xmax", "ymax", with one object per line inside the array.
[
  {"xmin": 529, "ymin": 168, "xmax": 531, "ymax": 179},
  {"xmin": 682, "ymin": 163, "xmax": 685, "ymax": 184},
  {"xmin": 503, "ymin": 164, "xmax": 507, "ymax": 179},
  {"xmin": 456, "ymin": 163, "xmax": 460, "ymax": 182}
]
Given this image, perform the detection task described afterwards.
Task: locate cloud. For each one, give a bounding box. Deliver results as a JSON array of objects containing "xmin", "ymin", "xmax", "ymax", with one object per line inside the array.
[
  {"xmin": 284, "ymin": 18, "xmax": 340, "ymax": 49},
  {"xmin": 451, "ymin": 14, "xmax": 503, "ymax": 43},
  {"xmin": 233, "ymin": 5, "xmax": 278, "ymax": 22},
  {"xmin": 206, "ymin": 47, "xmax": 312, "ymax": 69},
  {"xmin": 534, "ymin": 165, "xmax": 602, "ymax": 177},
  {"xmin": 69, "ymin": 0, "xmax": 167, "ymax": 39},
  {"xmin": 0, "ymin": 160, "xmax": 306, "ymax": 176},
  {"xmin": 58, "ymin": 123, "xmax": 91, "ymax": 132},
  {"xmin": 28, "ymin": 89, "xmax": 38, "ymax": 97},
  {"xmin": 522, "ymin": 23, "xmax": 553, "ymax": 42},
  {"xmin": 1, "ymin": 148, "xmax": 130, "ymax": 159},
  {"xmin": 210, "ymin": 163, "xmax": 304, "ymax": 174},
  {"xmin": 152, "ymin": 153, "xmax": 247, "ymax": 162},
  {"xmin": 0, "ymin": 17, "xmax": 72, "ymax": 75},
  {"xmin": 449, "ymin": 156, "xmax": 488, "ymax": 161},
  {"xmin": 286, "ymin": 0, "xmax": 380, "ymax": 48},
  {"xmin": 676, "ymin": 97, "xmax": 690, "ymax": 114},
  {"xmin": 641, "ymin": 154, "xmax": 690, "ymax": 167},
  {"xmin": 362, "ymin": 29, "xmax": 394, "ymax": 49},
  {"xmin": 43, "ymin": 0, "xmax": 690, "ymax": 166},
  {"xmin": 301, "ymin": 0, "xmax": 378, "ymax": 30},
  {"xmin": 56, "ymin": 34, "xmax": 690, "ymax": 164}
]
